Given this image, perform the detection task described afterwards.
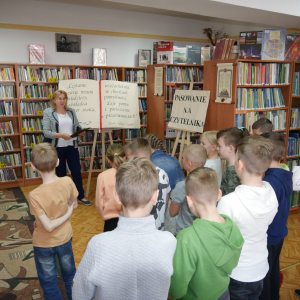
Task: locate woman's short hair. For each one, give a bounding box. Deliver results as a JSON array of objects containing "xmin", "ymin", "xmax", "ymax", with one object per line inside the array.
[{"xmin": 50, "ymin": 90, "xmax": 69, "ymax": 110}]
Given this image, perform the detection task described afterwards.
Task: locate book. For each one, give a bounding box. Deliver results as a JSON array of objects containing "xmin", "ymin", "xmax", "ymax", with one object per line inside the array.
[
  {"xmin": 186, "ymin": 45, "xmax": 201, "ymax": 65},
  {"xmin": 239, "ymin": 31, "xmax": 263, "ymax": 59},
  {"xmin": 70, "ymin": 128, "xmax": 91, "ymax": 138},
  {"xmin": 231, "ymin": 45, "xmax": 240, "ymax": 59},
  {"xmin": 20, "ymin": 101, "xmax": 50, "ymax": 115},
  {"xmin": 285, "ymin": 34, "xmax": 300, "ymax": 61},
  {"xmin": 75, "ymin": 68, "xmax": 118, "ymax": 81},
  {"xmin": 153, "ymin": 42, "xmax": 158, "ymax": 64},
  {"xmin": 29, "ymin": 45, "xmax": 45, "ymax": 64},
  {"xmin": 157, "ymin": 42, "xmax": 174, "ymax": 64},
  {"xmin": 173, "ymin": 47, "xmax": 186, "ymax": 64},
  {"xmin": 92, "ymin": 48, "xmax": 107, "ymax": 66},
  {"xmin": 0, "ymin": 67, "xmax": 15, "ymax": 81},
  {"xmin": 200, "ymin": 47, "xmax": 211, "ymax": 65},
  {"xmin": 261, "ymin": 29, "xmax": 286, "ymax": 60},
  {"xmin": 19, "ymin": 84, "xmax": 57, "ymax": 99},
  {"xmin": 213, "ymin": 39, "xmax": 226, "ymax": 60},
  {"xmin": 165, "ymin": 66, "xmax": 203, "ymax": 83}
]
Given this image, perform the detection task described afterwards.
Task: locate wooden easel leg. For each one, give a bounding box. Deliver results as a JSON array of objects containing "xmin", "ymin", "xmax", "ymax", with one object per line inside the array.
[
  {"xmin": 171, "ymin": 131, "xmax": 181, "ymax": 157},
  {"xmin": 86, "ymin": 129, "xmax": 98, "ymax": 197},
  {"xmin": 108, "ymin": 130, "xmax": 113, "ymax": 145},
  {"xmin": 102, "ymin": 130, "xmax": 106, "ymax": 172},
  {"xmin": 178, "ymin": 131, "xmax": 186, "ymax": 166}
]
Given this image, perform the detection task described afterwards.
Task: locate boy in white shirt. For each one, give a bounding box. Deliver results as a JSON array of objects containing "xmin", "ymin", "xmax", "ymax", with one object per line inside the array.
[{"xmin": 217, "ymin": 135, "xmax": 278, "ymax": 300}]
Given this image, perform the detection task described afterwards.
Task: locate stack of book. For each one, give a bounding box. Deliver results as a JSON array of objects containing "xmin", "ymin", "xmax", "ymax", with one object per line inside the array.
[
  {"xmin": 236, "ymin": 110, "xmax": 286, "ymax": 132},
  {"xmin": 139, "ymin": 100, "xmax": 147, "ymax": 111},
  {"xmin": 0, "ymin": 122, "xmax": 14, "ymax": 135},
  {"xmin": 288, "ymin": 132, "xmax": 300, "ymax": 157},
  {"xmin": 0, "ymin": 137, "xmax": 14, "ymax": 152},
  {"xmin": 236, "ymin": 88, "xmax": 285, "ymax": 110},
  {"xmin": 0, "ymin": 85, "xmax": 15, "ymax": 98},
  {"xmin": 0, "ymin": 153, "xmax": 21, "ymax": 167},
  {"xmin": 165, "ymin": 85, "xmax": 203, "ymax": 101},
  {"xmin": 293, "ymin": 71, "xmax": 300, "ymax": 96},
  {"xmin": 20, "ymin": 101, "xmax": 50, "ymax": 115},
  {"xmin": 22, "ymin": 118, "xmax": 43, "ymax": 131},
  {"xmin": 125, "ymin": 69, "xmax": 147, "ymax": 83},
  {"xmin": 290, "ymin": 107, "xmax": 300, "ymax": 128},
  {"xmin": 23, "ymin": 134, "xmax": 44, "ymax": 148},
  {"xmin": 138, "ymin": 86, "xmax": 147, "ymax": 97},
  {"xmin": 19, "ymin": 84, "xmax": 58, "ymax": 99},
  {"xmin": 0, "ymin": 169, "xmax": 17, "ymax": 181},
  {"xmin": 75, "ymin": 68, "xmax": 118, "ymax": 81},
  {"xmin": 25, "ymin": 165, "xmax": 40, "ymax": 179},
  {"xmin": 0, "ymin": 67, "xmax": 15, "ymax": 81},
  {"xmin": 0, "ymin": 102, "xmax": 13, "ymax": 116},
  {"xmin": 237, "ymin": 62, "xmax": 290, "ymax": 85},
  {"xmin": 165, "ymin": 67, "xmax": 204, "ymax": 83},
  {"xmin": 18, "ymin": 66, "xmax": 72, "ymax": 82},
  {"xmin": 213, "ymin": 39, "xmax": 235, "ymax": 60},
  {"xmin": 125, "ymin": 129, "xmax": 146, "ymax": 140}
]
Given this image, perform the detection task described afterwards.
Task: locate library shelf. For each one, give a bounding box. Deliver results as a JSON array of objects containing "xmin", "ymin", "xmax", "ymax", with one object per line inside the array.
[
  {"xmin": 138, "ymin": 97, "xmax": 147, "ymax": 99},
  {"xmin": 0, "ymin": 81, "xmax": 16, "ymax": 84},
  {"xmin": 289, "ymin": 127, "xmax": 300, "ymax": 131},
  {"xmin": 165, "ymin": 82, "xmax": 203, "ymax": 85},
  {"xmin": 0, "ymin": 148, "xmax": 21, "ymax": 154},
  {"xmin": 0, "ymin": 98, "xmax": 18, "ymax": 101},
  {"xmin": 236, "ymin": 84, "xmax": 290, "ymax": 88},
  {"xmin": 19, "ymin": 81, "xmax": 59, "ymax": 85},
  {"xmin": 1, "ymin": 165, "xmax": 22, "ymax": 170},
  {"xmin": 0, "ymin": 115, "xmax": 19, "ymax": 118},
  {"xmin": 287, "ymin": 155, "xmax": 300, "ymax": 159},
  {"xmin": 292, "ymin": 95, "xmax": 300, "ymax": 98},
  {"xmin": 139, "ymin": 110, "xmax": 147, "ymax": 113},
  {"xmin": 22, "ymin": 131, "xmax": 43, "ymax": 134},
  {"xmin": 20, "ymin": 98, "xmax": 51, "ymax": 101},
  {"xmin": 0, "ymin": 177, "xmax": 23, "ymax": 188},
  {"xmin": 0, "ymin": 133, "xmax": 20, "ymax": 137},
  {"xmin": 21, "ymin": 115, "xmax": 43, "ymax": 118},
  {"xmin": 235, "ymin": 107, "xmax": 289, "ymax": 114}
]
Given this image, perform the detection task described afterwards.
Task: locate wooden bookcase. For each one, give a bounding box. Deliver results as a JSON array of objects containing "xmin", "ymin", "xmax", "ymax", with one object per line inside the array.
[
  {"xmin": 0, "ymin": 63, "xmax": 148, "ymax": 188},
  {"xmin": 147, "ymin": 64, "xmax": 204, "ymax": 155}
]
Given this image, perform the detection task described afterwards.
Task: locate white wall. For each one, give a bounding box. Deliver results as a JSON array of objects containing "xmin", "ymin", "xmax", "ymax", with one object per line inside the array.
[{"xmin": 0, "ymin": 0, "xmax": 265, "ymax": 66}]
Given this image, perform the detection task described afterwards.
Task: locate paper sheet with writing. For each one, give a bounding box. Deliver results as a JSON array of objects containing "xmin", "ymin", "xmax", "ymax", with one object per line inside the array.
[
  {"xmin": 59, "ymin": 79, "xmax": 100, "ymax": 129},
  {"xmin": 168, "ymin": 90, "xmax": 210, "ymax": 133},
  {"xmin": 101, "ymin": 81, "xmax": 140, "ymax": 129},
  {"xmin": 292, "ymin": 166, "xmax": 299, "ymax": 191},
  {"xmin": 154, "ymin": 67, "xmax": 163, "ymax": 96},
  {"xmin": 215, "ymin": 63, "xmax": 233, "ymax": 104}
]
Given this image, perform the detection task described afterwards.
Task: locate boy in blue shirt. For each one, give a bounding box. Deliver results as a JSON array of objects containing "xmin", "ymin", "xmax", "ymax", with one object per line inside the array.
[{"xmin": 259, "ymin": 132, "xmax": 293, "ymax": 300}]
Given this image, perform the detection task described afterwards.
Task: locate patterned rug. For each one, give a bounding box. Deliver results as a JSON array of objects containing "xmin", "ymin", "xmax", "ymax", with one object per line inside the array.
[{"xmin": 0, "ymin": 188, "xmax": 67, "ymax": 300}]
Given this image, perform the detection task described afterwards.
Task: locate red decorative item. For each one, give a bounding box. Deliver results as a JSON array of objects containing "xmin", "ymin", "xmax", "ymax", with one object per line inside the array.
[
  {"xmin": 221, "ymin": 98, "xmax": 225, "ymax": 102},
  {"xmin": 279, "ymin": 271, "xmax": 283, "ymax": 288}
]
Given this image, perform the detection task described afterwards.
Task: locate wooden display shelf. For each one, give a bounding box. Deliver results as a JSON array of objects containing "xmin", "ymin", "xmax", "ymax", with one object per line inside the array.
[
  {"xmin": 0, "ymin": 81, "xmax": 16, "ymax": 84},
  {"xmin": 19, "ymin": 81, "xmax": 58, "ymax": 84},
  {"xmin": 138, "ymin": 96, "xmax": 147, "ymax": 98},
  {"xmin": 0, "ymin": 98, "xmax": 17, "ymax": 101},
  {"xmin": 289, "ymin": 127, "xmax": 300, "ymax": 131},
  {"xmin": 235, "ymin": 107, "xmax": 288, "ymax": 114},
  {"xmin": 25, "ymin": 177, "xmax": 42, "ymax": 186},
  {"xmin": 20, "ymin": 98, "xmax": 50, "ymax": 101},
  {"xmin": 0, "ymin": 133, "xmax": 20, "ymax": 137},
  {"xmin": 21, "ymin": 115, "xmax": 43, "ymax": 118},
  {"xmin": 292, "ymin": 95, "xmax": 300, "ymax": 98},
  {"xmin": 287, "ymin": 155, "xmax": 300, "ymax": 159},
  {"xmin": 165, "ymin": 82, "xmax": 203, "ymax": 85},
  {"xmin": 0, "ymin": 177, "xmax": 23, "ymax": 188},
  {"xmin": 1, "ymin": 165, "xmax": 22, "ymax": 170},
  {"xmin": 139, "ymin": 110, "xmax": 147, "ymax": 113},
  {"xmin": 22, "ymin": 131, "xmax": 43, "ymax": 134},
  {"xmin": 0, "ymin": 115, "xmax": 19, "ymax": 118},
  {"xmin": 0, "ymin": 148, "xmax": 21, "ymax": 154},
  {"xmin": 80, "ymin": 156, "xmax": 102, "ymax": 160},
  {"xmin": 237, "ymin": 84, "xmax": 290, "ymax": 88}
]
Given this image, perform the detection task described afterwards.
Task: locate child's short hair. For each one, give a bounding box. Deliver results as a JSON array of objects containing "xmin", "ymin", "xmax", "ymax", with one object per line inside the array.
[
  {"xmin": 123, "ymin": 137, "xmax": 151, "ymax": 158},
  {"xmin": 252, "ymin": 118, "xmax": 273, "ymax": 133},
  {"xmin": 201, "ymin": 130, "xmax": 218, "ymax": 147},
  {"xmin": 186, "ymin": 167, "xmax": 219, "ymax": 204},
  {"xmin": 116, "ymin": 157, "xmax": 159, "ymax": 209},
  {"xmin": 217, "ymin": 127, "xmax": 250, "ymax": 148},
  {"xmin": 145, "ymin": 134, "xmax": 167, "ymax": 153},
  {"xmin": 183, "ymin": 144, "xmax": 207, "ymax": 168},
  {"xmin": 236, "ymin": 135, "xmax": 275, "ymax": 175},
  {"xmin": 260, "ymin": 132, "xmax": 285, "ymax": 161},
  {"xmin": 31, "ymin": 143, "xmax": 58, "ymax": 172},
  {"xmin": 106, "ymin": 144, "xmax": 126, "ymax": 168}
]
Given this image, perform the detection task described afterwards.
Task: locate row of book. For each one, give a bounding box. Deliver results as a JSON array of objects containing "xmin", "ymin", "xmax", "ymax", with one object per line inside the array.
[
  {"xmin": 0, "ymin": 102, "xmax": 13, "ymax": 116},
  {"xmin": 25, "ymin": 165, "xmax": 40, "ymax": 179},
  {"xmin": 75, "ymin": 68, "xmax": 118, "ymax": 81},
  {"xmin": 290, "ymin": 191, "xmax": 300, "ymax": 208},
  {"xmin": 77, "ymin": 130, "xmax": 122, "ymax": 143},
  {"xmin": 23, "ymin": 134, "xmax": 44, "ymax": 148},
  {"xmin": 235, "ymin": 88, "xmax": 286, "ymax": 111},
  {"xmin": 0, "ymin": 169, "xmax": 17, "ymax": 182},
  {"xmin": 0, "ymin": 122, "xmax": 14, "ymax": 135},
  {"xmin": 164, "ymin": 137, "xmax": 200, "ymax": 155},
  {"xmin": 125, "ymin": 69, "xmax": 147, "ymax": 83},
  {"xmin": 138, "ymin": 85, "xmax": 147, "ymax": 97},
  {"xmin": 139, "ymin": 100, "xmax": 147, "ymax": 111},
  {"xmin": 124, "ymin": 128, "xmax": 146, "ymax": 140},
  {"xmin": 288, "ymin": 132, "xmax": 300, "ymax": 157},
  {"xmin": 235, "ymin": 110, "xmax": 286, "ymax": 132},
  {"xmin": 20, "ymin": 101, "xmax": 50, "ymax": 116},
  {"xmin": 0, "ymin": 68, "xmax": 15, "ymax": 81},
  {"xmin": 165, "ymin": 104, "xmax": 173, "ymax": 119},
  {"xmin": 18, "ymin": 66, "xmax": 72, "ymax": 82},
  {"xmin": 0, "ymin": 153, "xmax": 21, "ymax": 167},
  {"xmin": 22, "ymin": 118, "xmax": 43, "ymax": 132},
  {"xmin": 293, "ymin": 71, "xmax": 300, "ymax": 96},
  {"xmin": 214, "ymin": 39, "xmax": 236, "ymax": 60},
  {"xmin": 165, "ymin": 66, "xmax": 204, "ymax": 83},
  {"xmin": 19, "ymin": 84, "xmax": 58, "ymax": 99},
  {"xmin": 24, "ymin": 149, "xmax": 32, "ymax": 163},
  {"xmin": 290, "ymin": 107, "xmax": 300, "ymax": 129},
  {"xmin": 0, "ymin": 85, "xmax": 15, "ymax": 99},
  {"xmin": 80, "ymin": 158, "xmax": 103, "ymax": 172},
  {"xmin": 78, "ymin": 145, "xmax": 106, "ymax": 158},
  {"xmin": 165, "ymin": 85, "xmax": 203, "ymax": 101},
  {"xmin": 0, "ymin": 137, "xmax": 14, "ymax": 152},
  {"xmin": 237, "ymin": 62, "xmax": 290, "ymax": 86}
]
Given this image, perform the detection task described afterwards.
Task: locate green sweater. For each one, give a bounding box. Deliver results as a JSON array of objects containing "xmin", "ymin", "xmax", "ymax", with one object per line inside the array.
[{"xmin": 169, "ymin": 215, "xmax": 244, "ymax": 300}]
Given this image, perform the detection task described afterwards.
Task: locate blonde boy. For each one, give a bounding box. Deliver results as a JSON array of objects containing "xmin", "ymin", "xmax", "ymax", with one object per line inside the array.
[
  {"xmin": 217, "ymin": 136, "xmax": 278, "ymax": 300},
  {"xmin": 28, "ymin": 143, "xmax": 78, "ymax": 300},
  {"xmin": 73, "ymin": 158, "xmax": 177, "ymax": 300},
  {"xmin": 169, "ymin": 144, "xmax": 207, "ymax": 235},
  {"xmin": 169, "ymin": 168, "xmax": 244, "ymax": 300}
]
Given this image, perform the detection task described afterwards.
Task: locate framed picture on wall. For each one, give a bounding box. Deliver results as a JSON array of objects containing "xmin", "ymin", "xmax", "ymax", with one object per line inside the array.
[
  {"xmin": 56, "ymin": 33, "xmax": 81, "ymax": 53},
  {"xmin": 138, "ymin": 50, "xmax": 151, "ymax": 67}
]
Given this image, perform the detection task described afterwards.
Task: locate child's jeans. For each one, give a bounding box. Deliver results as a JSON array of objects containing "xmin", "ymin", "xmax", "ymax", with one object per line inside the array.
[
  {"xmin": 229, "ymin": 277, "xmax": 263, "ymax": 300},
  {"xmin": 34, "ymin": 238, "xmax": 76, "ymax": 300}
]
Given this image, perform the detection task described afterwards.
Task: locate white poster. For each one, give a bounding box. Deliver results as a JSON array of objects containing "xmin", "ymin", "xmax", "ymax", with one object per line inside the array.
[
  {"xmin": 293, "ymin": 166, "xmax": 300, "ymax": 191},
  {"xmin": 168, "ymin": 90, "xmax": 210, "ymax": 133},
  {"xmin": 59, "ymin": 79, "xmax": 100, "ymax": 129},
  {"xmin": 154, "ymin": 67, "xmax": 163, "ymax": 96},
  {"xmin": 215, "ymin": 63, "xmax": 233, "ymax": 104},
  {"xmin": 101, "ymin": 81, "xmax": 140, "ymax": 129}
]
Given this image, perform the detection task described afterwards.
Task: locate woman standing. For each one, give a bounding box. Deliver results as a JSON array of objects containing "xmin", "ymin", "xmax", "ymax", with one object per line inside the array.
[{"xmin": 43, "ymin": 90, "xmax": 91, "ymax": 206}]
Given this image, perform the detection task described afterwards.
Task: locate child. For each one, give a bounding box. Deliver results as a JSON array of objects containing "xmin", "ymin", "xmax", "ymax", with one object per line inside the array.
[
  {"xmin": 252, "ymin": 118, "xmax": 273, "ymax": 135},
  {"xmin": 73, "ymin": 158, "xmax": 177, "ymax": 300},
  {"xmin": 201, "ymin": 130, "xmax": 223, "ymax": 187},
  {"xmin": 169, "ymin": 167, "xmax": 244, "ymax": 300},
  {"xmin": 259, "ymin": 132, "xmax": 293, "ymax": 300},
  {"xmin": 124, "ymin": 137, "xmax": 171, "ymax": 230},
  {"xmin": 169, "ymin": 144, "xmax": 207, "ymax": 235},
  {"xmin": 217, "ymin": 127, "xmax": 249, "ymax": 196},
  {"xmin": 95, "ymin": 144, "xmax": 125, "ymax": 232},
  {"xmin": 28, "ymin": 143, "xmax": 78, "ymax": 300},
  {"xmin": 217, "ymin": 136, "xmax": 278, "ymax": 300}
]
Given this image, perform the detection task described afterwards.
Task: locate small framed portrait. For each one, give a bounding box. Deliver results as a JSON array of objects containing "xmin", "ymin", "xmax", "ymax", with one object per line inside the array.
[
  {"xmin": 56, "ymin": 33, "xmax": 81, "ymax": 53},
  {"xmin": 138, "ymin": 50, "xmax": 151, "ymax": 67}
]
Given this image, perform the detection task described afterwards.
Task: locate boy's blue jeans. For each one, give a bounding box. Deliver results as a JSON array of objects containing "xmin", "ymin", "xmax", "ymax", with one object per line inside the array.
[{"xmin": 34, "ymin": 238, "xmax": 76, "ymax": 300}]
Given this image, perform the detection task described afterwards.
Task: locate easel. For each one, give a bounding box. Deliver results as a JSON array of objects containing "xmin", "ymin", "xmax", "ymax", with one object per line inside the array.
[
  {"xmin": 170, "ymin": 82, "xmax": 195, "ymax": 167},
  {"xmin": 86, "ymin": 128, "xmax": 113, "ymax": 197}
]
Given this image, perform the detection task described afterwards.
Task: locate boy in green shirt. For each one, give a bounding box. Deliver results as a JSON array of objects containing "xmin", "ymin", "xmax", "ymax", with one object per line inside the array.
[{"xmin": 169, "ymin": 167, "xmax": 244, "ymax": 300}]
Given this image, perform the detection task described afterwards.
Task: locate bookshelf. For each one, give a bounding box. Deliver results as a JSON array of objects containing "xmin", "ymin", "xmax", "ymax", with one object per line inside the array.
[
  {"xmin": 0, "ymin": 63, "xmax": 148, "ymax": 188},
  {"xmin": 147, "ymin": 64, "xmax": 204, "ymax": 155}
]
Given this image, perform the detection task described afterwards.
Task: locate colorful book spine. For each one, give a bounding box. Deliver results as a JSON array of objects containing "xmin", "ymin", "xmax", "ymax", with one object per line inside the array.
[{"xmin": 165, "ymin": 67, "xmax": 204, "ymax": 83}]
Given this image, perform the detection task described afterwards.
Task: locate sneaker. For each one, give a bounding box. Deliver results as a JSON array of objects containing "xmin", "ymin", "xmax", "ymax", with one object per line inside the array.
[
  {"xmin": 295, "ymin": 290, "xmax": 300, "ymax": 298},
  {"xmin": 78, "ymin": 199, "xmax": 91, "ymax": 206}
]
